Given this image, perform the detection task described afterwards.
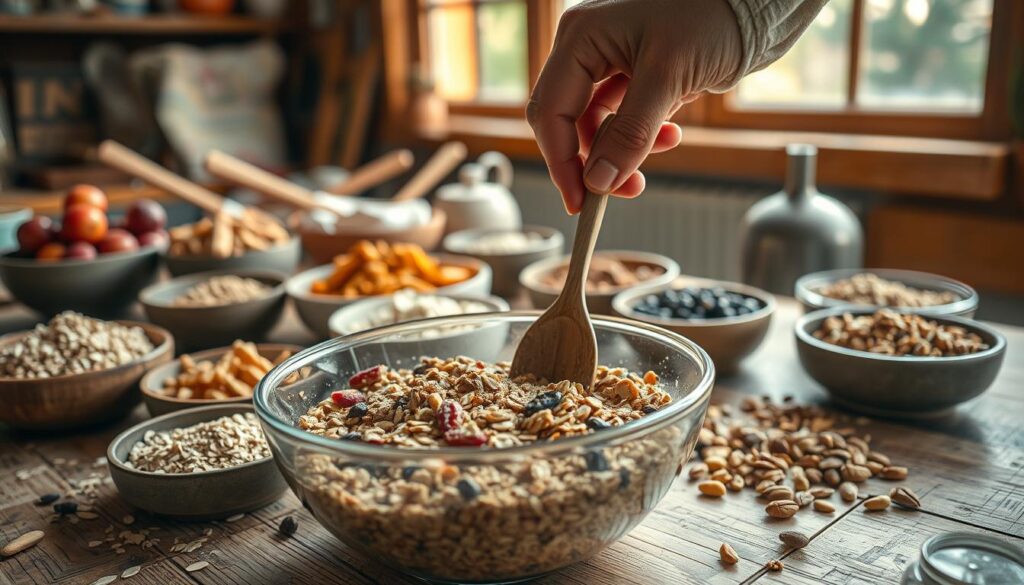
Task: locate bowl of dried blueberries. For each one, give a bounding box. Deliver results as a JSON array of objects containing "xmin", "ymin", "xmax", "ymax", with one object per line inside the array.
[
  {"xmin": 612, "ymin": 278, "xmax": 775, "ymax": 374},
  {"xmin": 795, "ymin": 307, "xmax": 1006, "ymax": 415},
  {"xmin": 253, "ymin": 311, "xmax": 715, "ymax": 583}
]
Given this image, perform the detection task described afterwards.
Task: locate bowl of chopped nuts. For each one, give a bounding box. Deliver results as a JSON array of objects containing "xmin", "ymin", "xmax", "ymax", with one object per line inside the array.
[
  {"xmin": 140, "ymin": 342, "xmax": 303, "ymax": 416},
  {"xmin": 795, "ymin": 307, "xmax": 1006, "ymax": 415},
  {"xmin": 253, "ymin": 311, "xmax": 714, "ymax": 583},
  {"xmin": 0, "ymin": 312, "xmax": 174, "ymax": 430},
  {"xmin": 442, "ymin": 225, "xmax": 565, "ymax": 296},
  {"xmin": 795, "ymin": 269, "xmax": 978, "ymax": 317},
  {"xmin": 107, "ymin": 404, "xmax": 288, "ymax": 520},
  {"xmin": 140, "ymin": 270, "xmax": 288, "ymax": 352},
  {"xmin": 164, "ymin": 215, "xmax": 302, "ymax": 277}
]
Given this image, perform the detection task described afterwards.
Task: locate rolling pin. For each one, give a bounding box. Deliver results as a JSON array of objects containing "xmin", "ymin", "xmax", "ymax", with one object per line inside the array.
[
  {"xmin": 327, "ymin": 149, "xmax": 415, "ymax": 196},
  {"xmin": 204, "ymin": 150, "xmax": 342, "ymax": 218},
  {"xmin": 391, "ymin": 142, "xmax": 468, "ymax": 202}
]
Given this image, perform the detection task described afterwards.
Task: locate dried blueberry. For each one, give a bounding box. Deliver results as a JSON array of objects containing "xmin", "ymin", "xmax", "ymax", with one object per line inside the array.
[
  {"xmin": 401, "ymin": 466, "xmax": 419, "ymax": 480},
  {"xmin": 456, "ymin": 478, "xmax": 481, "ymax": 501},
  {"xmin": 642, "ymin": 405, "xmax": 658, "ymax": 414},
  {"xmin": 412, "ymin": 364, "xmax": 429, "ymax": 376},
  {"xmin": 586, "ymin": 418, "xmax": 611, "ymax": 431},
  {"xmin": 347, "ymin": 403, "xmax": 369, "ymax": 419},
  {"xmin": 585, "ymin": 450, "xmax": 610, "ymax": 472},
  {"xmin": 278, "ymin": 516, "xmax": 298, "ymax": 537},
  {"xmin": 524, "ymin": 391, "xmax": 563, "ymax": 416},
  {"xmin": 54, "ymin": 501, "xmax": 77, "ymax": 515},
  {"xmin": 619, "ymin": 467, "xmax": 631, "ymax": 490},
  {"xmin": 341, "ymin": 432, "xmax": 362, "ymax": 441},
  {"xmin": 36, "ymin": 493, "xmax": 60, "ymax": 506}
]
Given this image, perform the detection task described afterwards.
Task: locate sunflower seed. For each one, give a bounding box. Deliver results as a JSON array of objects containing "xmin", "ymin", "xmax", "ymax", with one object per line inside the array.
[
  {"xmin": 1, "ymin": 530, "xmax": 44, "ymax": 557},
  {"xmin": 890, "ymin": 486, "xmax": 921, "ymax": 509},
  {"xmin": 186, "ymin": 561, "xmax": 210, "ymax": 572},
  {"xmin": 719, "ymin": 542, "xmax": 739, "ymax": 564},
  {"xmin": 779, "ymin": 531, "xmax": 809, "ymax": 549},
  {"xmin": 864, "ymin": 495, "xmax": 891, "ymax": 511}
]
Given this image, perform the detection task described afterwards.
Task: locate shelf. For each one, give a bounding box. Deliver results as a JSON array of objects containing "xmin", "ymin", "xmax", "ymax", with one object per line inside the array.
[{"xmin": 0, "ymin": 13, "xmax": 291, "ymax": 35}]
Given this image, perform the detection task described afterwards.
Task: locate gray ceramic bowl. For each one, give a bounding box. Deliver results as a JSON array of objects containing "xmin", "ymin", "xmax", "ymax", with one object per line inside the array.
[
  {"xmin": 140, "ymin": 270, "xmax": 287, "ymax": 352},
  {"xmin": 612, "ymin": 277, "xmax": 775, "ymax": 374},
  {"xmin": 520, "ymin": 250, "xmax": 680, "ymax": 315},
  {"xmin": 287, "ymin": 254, "xmax": 492, "ymax": 339},
  {"xmin": 795, "ymin": 268, "xmax": 978, "ymax": 317},
  {"xmin": 0, "ymin": 247, "xmax": 160, "ymax": 318},
  {"xmin": 107, "ymin": 404, "xmax": 288, "ymax": 520},
  {"xmin": 795, "ymin": 307, "xmax": 1006, "ymax": 416},
  {"xmin": 442, "ymin": 226, "xmax": 564, "ymax": 297},
  {"xmin": 140, "ymin": 343, "xmax": 304, "ymax": 417},
  {"xmin": 164, "ymin": 235, "xmax": 301, "ymax": 277}
]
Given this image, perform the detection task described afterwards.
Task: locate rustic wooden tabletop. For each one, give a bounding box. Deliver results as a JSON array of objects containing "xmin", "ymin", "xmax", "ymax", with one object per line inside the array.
[{"xmin": 1, "ymin": 297, "xmax": 1021, "ymax": 585}]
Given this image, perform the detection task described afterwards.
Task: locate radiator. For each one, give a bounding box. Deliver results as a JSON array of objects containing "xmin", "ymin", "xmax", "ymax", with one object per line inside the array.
[{"xmin": 512, "ymin": 167, "xmax": 764, "ymax": 282}]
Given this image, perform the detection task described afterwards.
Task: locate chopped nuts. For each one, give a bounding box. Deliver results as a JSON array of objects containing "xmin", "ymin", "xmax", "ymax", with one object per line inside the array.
[
  {"xmin": 864, "ymin": 495, "xmax": 892, "ymax": 511},
  {"xmin": 890, "ymin": 487, "xmax": 921, "ymax": 509},
  {"xmin": 159, "ymin": 341, "xmax": 290, "ymax": 401},
  {"xmin": 816, "ymin": 273, "xmax": 958, "ymax": 308},
  {"xmin": 814, "ymin": 310, "xmax": 989, "ymax": 357},
  {"xmin": 719, "ymin": 542, "xmax": 739, "ymax": 565},
  {"xmin": 766, "ymin": 559, "xmax": 784, "ymax": 572}
]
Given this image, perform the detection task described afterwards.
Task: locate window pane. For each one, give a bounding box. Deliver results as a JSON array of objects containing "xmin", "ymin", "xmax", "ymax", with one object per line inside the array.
[
  {"xmin": 858, "ymin": 0, "xmax": 992, "ymax": 111},
  {"xmin": 477, "ymin": 2, "xmax": 529, "ymax": 101},
  {"xmin": 428, "ymin": 5, "xmax": 478, "ymax": 101},
  {"xmin": 735, "ymin": 0, "xmax": 852, "ymax": 108},
  {"xmin": 562, "ymin": 0, "xmax": 583, "ymax": 10}
]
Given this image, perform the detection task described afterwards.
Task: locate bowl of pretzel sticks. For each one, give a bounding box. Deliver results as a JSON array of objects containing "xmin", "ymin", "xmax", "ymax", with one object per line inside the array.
[
  {"xmin": 140, "ymin": 341, "xmax": 303, "ymax": 416},
  {"xmin": 165, "ymin": 209, "xmax": 302, "ymax": 277}
]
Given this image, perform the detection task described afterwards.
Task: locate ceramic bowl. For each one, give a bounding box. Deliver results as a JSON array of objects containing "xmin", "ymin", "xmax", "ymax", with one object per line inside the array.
[
  {"xmin": 794, "ymin": 268, "xmax": 978, "ymax": 317},
  {"xmin": 140, "ymin": 343, "xmax": 304, "ymax": 417},
  {"xmin": 795, "ymin": 307, "xmax": 1006, "ymax": 416},
  {"xmin": 0, "ymin": 322, "xmax": 173, "ymax": 430},
  {"xmin": 164, "ymin": 235, "xmax": 302, "ymax": 277},
  {"xmin": 107, "ymin": 404, "xmax": 288, "ymax": 520},
  {"xmin": 293, "ymin": 207, "xmax": 447, "ymax": 265},
  {"xmin": 612, "ymin": 277, "xmax": 776, "ymax": 374},
  {"xmin": 0, "ymin": 247, "xmax": 160, "ymax": 318},
  {"xmin": 520, "ymin": 250, "xmax": 680, "ymax": 315},
  {"xmin": 442, "ymin": 226, "xmax": 564, "ymax": 297},
  {"xmin": 287, "ymin": 254, "xmax": 492, "ymax": 339},
  {"xmin": 140, "ymin": 270, "xmax": 287, "ymax": 353},
  {"xmin": 0, "ymin": 206, "xmax": 31, "ymax": 251}
]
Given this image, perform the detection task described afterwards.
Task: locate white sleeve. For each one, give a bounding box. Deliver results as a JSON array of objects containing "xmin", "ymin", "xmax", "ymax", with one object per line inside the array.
[{"xmin": 713, "ymin": 0, "xmax": 829, "ymax": 91}]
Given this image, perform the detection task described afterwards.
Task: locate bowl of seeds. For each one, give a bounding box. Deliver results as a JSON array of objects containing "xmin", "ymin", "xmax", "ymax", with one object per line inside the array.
[
  {"xmin": 795, "ymin": 269, "xmax": 978, "ymax": 317},
  {"xmin": 107, "ymin": 404, "xmax": 287, "ymax": 519},
  {"xmin": 140, "ymin": 341, "xmax": 303, "ymax": 416},
  {"xmin": 253, "ymin": 311, "xmax": 715, "ymax": 583},
  {"xmin": 795, "ymin": 307, "xmax": 1006, "ymax": 415},
  {"xmin": 140, "ymin": 270, "xmax": 287, "ymax": 352},
  {"xmin": 0, "ymin": 312, "xmax": 173, "ymax": 430}
]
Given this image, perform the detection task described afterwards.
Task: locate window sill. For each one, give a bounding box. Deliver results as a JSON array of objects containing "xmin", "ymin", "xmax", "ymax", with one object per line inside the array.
[{"xmin": 419, "ymin": 115, "xmax": 1010, "ymax": 200}]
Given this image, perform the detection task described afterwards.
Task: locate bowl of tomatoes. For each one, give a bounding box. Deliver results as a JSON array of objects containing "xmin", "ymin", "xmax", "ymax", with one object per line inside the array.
[{"xmin": 0, "ymin": 185, "xmax": 168, "ymax": 318}]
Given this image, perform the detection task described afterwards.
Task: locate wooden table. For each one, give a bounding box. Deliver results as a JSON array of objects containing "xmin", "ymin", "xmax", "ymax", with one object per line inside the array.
[{"xmin": 1, "ymin": 299, "xmax": 1021, "ymax": 584}]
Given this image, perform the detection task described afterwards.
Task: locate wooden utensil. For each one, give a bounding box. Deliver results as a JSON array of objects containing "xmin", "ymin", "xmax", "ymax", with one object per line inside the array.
[
  {"xmin": 391, "ymin": 141, "xmax": 467, "ymax": 202},
  {"xmin": 203, "ymin": 150, "xmax": 341, "ymax": 217},
  {"xmin": 509, "ymin": 119, "xmax": 614, "ymax": 389},
  {"xmin": 98, "ymin": 140, "xmax": 225, "ymax": 216},
  {"xmin": 327, "ymin": 149, "xmax": 415, "ymax": 196}
]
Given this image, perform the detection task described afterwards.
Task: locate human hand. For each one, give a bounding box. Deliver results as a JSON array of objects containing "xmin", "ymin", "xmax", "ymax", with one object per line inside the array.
[{"xmin": 527, "ymin": 0, "xmax": 743, "ymax": 214}]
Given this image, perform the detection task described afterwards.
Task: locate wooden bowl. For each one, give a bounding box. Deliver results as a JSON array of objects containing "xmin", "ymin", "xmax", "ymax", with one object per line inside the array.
[
  {"xmin": 292, "ymin": 207, "xmax": 447, "ymax": 264},
  {"xmin": 612, "ymin": 277, "xmax": 776, "ymax": 375},
  {"xmin": 140, "ymin": 343, "xmax": 303, "ymax": 417},
  {"xmin": 0, "ymin": 322, "xmax": 174, "ymax": 430}
]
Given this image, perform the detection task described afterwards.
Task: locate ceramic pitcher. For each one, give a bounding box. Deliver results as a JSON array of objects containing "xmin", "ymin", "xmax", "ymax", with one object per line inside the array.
[{"xmin": 435, "ymin": 151, "xmax": 522, "ymax": 235}]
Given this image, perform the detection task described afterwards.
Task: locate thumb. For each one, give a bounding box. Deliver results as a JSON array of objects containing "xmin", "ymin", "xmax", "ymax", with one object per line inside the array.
[{"xmin": 583, "ymin": 67, "xmax": 677, "ymax": 195}]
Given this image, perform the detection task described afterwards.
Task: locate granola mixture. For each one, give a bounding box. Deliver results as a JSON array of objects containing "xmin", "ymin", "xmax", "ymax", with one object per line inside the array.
[
  {"xmin": 816, "ymin": 272, "xmax": 958, "ymax": 308},
  {"xmin": 814, "ymin": 309, "xmax": 989, "ymax": 357},
  {"xmin": 296, "ymin": 357, "xmax": 691, "ymax": 581}
]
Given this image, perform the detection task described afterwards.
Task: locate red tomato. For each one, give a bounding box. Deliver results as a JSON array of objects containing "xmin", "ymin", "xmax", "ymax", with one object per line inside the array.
[
  {"xmin": 65, "ymin": 184, "xmax": 109, "ymax": 212},
  {"xmin": 97, "ymin": 228, "xmax": 139, "ymax": 255},
  {"xmin": 61, "ymin": 204, "xmax": 109, "ymax": 243}
]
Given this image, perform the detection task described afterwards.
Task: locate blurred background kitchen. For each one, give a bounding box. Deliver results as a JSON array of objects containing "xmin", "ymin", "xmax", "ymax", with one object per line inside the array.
[{"xmin": 0, "ymin": 0, "xmax": 1021, "ymax": 323}]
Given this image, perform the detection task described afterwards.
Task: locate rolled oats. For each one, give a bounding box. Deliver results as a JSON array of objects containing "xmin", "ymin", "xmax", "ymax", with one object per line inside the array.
[{"xmin": 125, "ymin": 413, "xmax": 270, "ymax": 473}]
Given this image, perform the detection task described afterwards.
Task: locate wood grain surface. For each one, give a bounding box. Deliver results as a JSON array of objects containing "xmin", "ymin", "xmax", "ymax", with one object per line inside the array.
[{"xmin": 1, "ymin": 298, "xmax": 1021, "ymax": 584}]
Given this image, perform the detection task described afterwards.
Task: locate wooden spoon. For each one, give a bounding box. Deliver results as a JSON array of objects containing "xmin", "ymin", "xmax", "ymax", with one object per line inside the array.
[
  {"xmin": 327, "ymin": 149, "xmax": 415, "ymax": 196},
  {"xmin": 509, "ymin": 119, "xmax": 614, "ymax": 389},
  {"xmin": 203, "ymin": 150, "xmax": 342, "ymax": 217},
  {"xmin": 391, "ymin": 141, "xmax": 467, "ymax": 202}
]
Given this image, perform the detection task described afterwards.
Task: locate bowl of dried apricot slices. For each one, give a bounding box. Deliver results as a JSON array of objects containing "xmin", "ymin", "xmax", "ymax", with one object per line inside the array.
[{"xmin": 254, "ymin": 312, "xmax": 714, "ymax": 583}]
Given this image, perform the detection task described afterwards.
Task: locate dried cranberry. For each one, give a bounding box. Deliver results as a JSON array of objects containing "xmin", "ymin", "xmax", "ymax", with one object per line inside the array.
[
  {"xmin": 331, "ymin": 389, "xmax": 366, "ymax": 407},
  {"xmin": 348, "ymin": 366, "xmax": 384, "ymax": 389},
  {"xmin": 444, "ymin": 429, "xmax": 488, "ymax": 447},
  {"xmin": 436, "ymin": 399, "xmax": 463, "ymax": 433}
]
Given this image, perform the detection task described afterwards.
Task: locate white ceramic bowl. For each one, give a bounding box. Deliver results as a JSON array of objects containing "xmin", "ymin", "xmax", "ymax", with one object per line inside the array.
[
  {"xmin": 328, "ymin": 293, "xmax": 509, "ymax": 337},
  {"xmin": 287, "ymin": 254, "xmax": 492, "ymax": 339},
  {"xmin": 442, "ymin": 225, "xmax": 564, "ymax": 297}
]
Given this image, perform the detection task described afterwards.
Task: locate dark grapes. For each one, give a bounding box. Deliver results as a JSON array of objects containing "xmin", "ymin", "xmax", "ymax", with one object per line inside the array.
[{"xmin": 632, "ymin": 287, "xmax": 765, "ymax": 320}]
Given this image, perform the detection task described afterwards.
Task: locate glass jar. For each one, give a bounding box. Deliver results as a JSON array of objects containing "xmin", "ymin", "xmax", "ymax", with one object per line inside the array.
[{"xmin": 902, "ymin": 532, "xmax": 1024, "ymax": 584}]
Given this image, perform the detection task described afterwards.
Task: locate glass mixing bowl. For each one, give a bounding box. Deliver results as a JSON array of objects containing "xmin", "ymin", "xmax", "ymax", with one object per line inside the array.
[{"xmin": 254, "ymin": 312, "xmax": 714, "ymax": 584}]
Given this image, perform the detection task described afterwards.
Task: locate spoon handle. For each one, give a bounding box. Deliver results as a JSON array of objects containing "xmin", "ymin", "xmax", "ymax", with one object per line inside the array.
[{"xmin": 561, "ymin": 189, "xmax": 608, "ymax": 305}]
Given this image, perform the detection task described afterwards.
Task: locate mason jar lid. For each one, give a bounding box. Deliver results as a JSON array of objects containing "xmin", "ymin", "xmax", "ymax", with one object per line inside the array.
[{"xmin": 919, "ymin": 532, "xmax": 1024, "ymax": 584}]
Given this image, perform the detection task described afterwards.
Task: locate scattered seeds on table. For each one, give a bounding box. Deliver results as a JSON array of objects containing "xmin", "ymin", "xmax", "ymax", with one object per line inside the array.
[
  {"xmin": 766, "ymin": 560, "xmax": 784, "ymax": 572},
  {"xmin": 90, "ymin": 576, "xmax": 117, "ymax": 585},
  {"xmin": 880, "ymin": 466, "xmax": 909, "ymax": 480},
  {"xmin": 122, "ymin": 515, "xmax": 135, "ymax": 525},
  {"xmin": 839, "ymin": 482, "xmax": 858, "ymax": 502},
  {"xmin": 36, "ymin": 494, "xmax": 60, "ymax": 506},
  {"xmin": 864, "ymin": 495, "xmax": 891, "ymax": 511},
  {"xmin": 890, "ymin": 487, "xmax": 921, "ymax": 509},
  {"xmin": 225, "ymin": 513, "xmax": 245, "ymax": 523},
  {"xmin": 813, "ymin": 500, "xmax": 836, "ymax": 514},
  {"xmin": 77, "ymin": 511, "xmax": 98, "ymax": 520},
  {"xmin": 719, "ymin": 542, "xmax": 739, "ymax": 565},
  {"xmin": 278, "ymin": 516, "xmax": 298, "ymax": 537},
  {"xmin": 698, "ymin": 480, "xmax": 727, "ymax": 498},
  {"xmin": 689, "ymin": 463, "xmax": 708, "ymax": 480},
  {"xmin": 1, "ymin": 530, "xmax": 44, "ymax": 557},
  {"xmin": 765, "ymin": 500, "xmax": 799, "ymax": 519},
  {"xmin": 779, "ymin": 531, "xmax": 810, "ymax": 549},
  {"xmin": 88, "ymin": 540, "xmax": 103, "ymax": 548},
  {"xmin": 809, "ymin": 487, "xmax": 834, "ymax": 499},
  {"xmin": 186, "ymin": 561, "xmax": 210, "ymax": 572},
  {"xmin": 54, "ymin": 501, "xmax": 78, "ymax": 515},
  {"xmin": 121, "ymin": 565, "xmax": 142, "ymax": 578},
  {"xmin": 795, "ymin": 491, "xmax": 814, "ymax": 507}
]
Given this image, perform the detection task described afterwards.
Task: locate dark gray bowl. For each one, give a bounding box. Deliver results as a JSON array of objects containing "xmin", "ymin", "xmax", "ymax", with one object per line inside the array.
[
  {"xmin": 140, "ymin": 270, "xmax": 287, "ymax": 352},
  {"xmin": 164, "ymin": 235, "xmax": 301, "ymax": 277},
  {"xmin": 795, "ymin": 307, "xmax": 1006, "ymax": 416},
  {"xmin": 107, "ymin": 404, "xmax": 287, "ymax": 520},
  {"xmin": 0, "ymin": 247, "xmax": 160, "ymax": 318}
]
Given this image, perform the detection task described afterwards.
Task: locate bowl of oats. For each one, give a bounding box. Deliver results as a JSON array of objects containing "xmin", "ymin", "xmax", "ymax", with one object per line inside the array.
[
  {"xmin": 253, "ymin": 312, "xmax": 714, "ymax": 583},
  {"xmin": 795, "ymin": 307, "xmax": 1006, "ymax": 415},
  {"xmin": 794, "ymin": 269, "xmax": 978, "ymax": 317}
]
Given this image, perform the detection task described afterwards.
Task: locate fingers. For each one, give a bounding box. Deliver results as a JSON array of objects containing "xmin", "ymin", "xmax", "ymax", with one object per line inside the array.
[
  {"xmin": 611, "ymin": 171, "xmax": 645, "ymax": 198},
  {"xmin": 578, "ymin": 76, "xmax": 682, "ymax": 156},
  {"xmin": 582, "ymin": 63, "xmax": 679, "ymax": 195}
]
